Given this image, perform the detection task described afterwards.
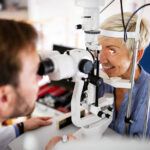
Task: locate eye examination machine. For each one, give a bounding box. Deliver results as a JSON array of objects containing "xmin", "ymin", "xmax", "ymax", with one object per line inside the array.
[{"xmin": 9, "ymin": 0, "xmax": 150, "ymax": 149}]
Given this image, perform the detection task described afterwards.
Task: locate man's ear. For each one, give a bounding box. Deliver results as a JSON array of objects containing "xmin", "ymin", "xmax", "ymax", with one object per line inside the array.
[
  {"xmin": 137, "ymin": 48, "xmax": 144, "ymax": 63},
  {"xmin": 0, "ymin": 86, "xmax": 8, "ymax": 105},
  {"xmin": 0, "ymin": 85, "xmax": 15, "ymax": 118}
]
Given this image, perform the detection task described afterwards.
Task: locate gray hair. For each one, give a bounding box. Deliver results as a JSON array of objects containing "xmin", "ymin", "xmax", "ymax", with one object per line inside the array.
[{"xmin": 100, "ymin": 12, "xmax": 150, "ymax": 52}]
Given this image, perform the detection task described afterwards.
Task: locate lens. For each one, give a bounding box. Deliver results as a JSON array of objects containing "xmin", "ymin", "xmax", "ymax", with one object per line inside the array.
[{"xmin": 38, "ymin": 58, "xmax": 54, "ymax": 75}]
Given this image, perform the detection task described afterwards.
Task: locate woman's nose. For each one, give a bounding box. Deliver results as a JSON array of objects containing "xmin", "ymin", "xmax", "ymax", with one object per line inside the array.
[{"xmin": 99, "ymin": 50, "xmax": 108, "ymax": 64}]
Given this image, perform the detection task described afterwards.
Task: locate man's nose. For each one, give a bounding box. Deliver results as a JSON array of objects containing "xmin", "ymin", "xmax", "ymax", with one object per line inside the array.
[{"xmin": 37, "ymin": 74, "xmax": 43, "ymax": 81}]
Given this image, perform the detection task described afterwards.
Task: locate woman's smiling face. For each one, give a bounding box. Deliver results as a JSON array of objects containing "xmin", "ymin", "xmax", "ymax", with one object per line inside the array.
[{"xmin": 99, "ymin": 36, "xmax": 132, "ymax": 78}]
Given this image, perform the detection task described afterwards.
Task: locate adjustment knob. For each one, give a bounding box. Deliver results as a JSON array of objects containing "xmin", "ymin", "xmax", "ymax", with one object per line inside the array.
[{"xmin": 76, "ymin": 24, "xmax": 82, "ymax": 29}]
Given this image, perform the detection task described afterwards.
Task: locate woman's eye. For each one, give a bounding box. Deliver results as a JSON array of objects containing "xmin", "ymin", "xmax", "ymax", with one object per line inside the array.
[{"xmin": 109, "ymin": 49, "xmax": 115, "ymax": 55}]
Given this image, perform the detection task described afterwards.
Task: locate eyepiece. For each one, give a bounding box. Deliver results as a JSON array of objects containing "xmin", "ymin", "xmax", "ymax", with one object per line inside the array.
[{"xmin": 38, "ymin": 58, "xmax": 54, "ymax": 75}]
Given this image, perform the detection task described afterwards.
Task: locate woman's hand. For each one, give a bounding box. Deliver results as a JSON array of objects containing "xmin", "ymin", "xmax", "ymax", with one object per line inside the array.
[{"xmin": 45, "ymin": 134, "xmax": 76, "ymax": 150}]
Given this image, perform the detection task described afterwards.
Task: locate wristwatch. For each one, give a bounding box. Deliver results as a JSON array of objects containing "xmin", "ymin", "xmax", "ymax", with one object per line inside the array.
[{"xmin": 16, "ymin": 122, "xmax": 24, "ymax": 135}]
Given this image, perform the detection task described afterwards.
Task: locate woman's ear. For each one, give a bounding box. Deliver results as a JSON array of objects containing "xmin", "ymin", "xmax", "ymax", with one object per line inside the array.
[{"xmin": 137, "ymin": 48, "xmax": 144, "ymax": 63}]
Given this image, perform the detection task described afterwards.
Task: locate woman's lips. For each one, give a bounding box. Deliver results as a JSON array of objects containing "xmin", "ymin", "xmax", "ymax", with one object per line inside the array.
[{"xmin": 102, "ymin": 65, "xmax": 115, "ymax": 71}]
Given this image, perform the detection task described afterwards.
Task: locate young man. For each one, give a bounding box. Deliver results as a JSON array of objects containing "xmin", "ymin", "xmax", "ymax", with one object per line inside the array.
[{"xmin": 0, "ymin": 19, "xmax": 52, "ymax": 150}]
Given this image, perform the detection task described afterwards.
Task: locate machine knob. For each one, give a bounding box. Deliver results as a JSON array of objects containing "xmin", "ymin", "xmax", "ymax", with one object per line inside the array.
[{"xmin": 76, "ymin": 24, "xmax": 82, "ymax": 29}]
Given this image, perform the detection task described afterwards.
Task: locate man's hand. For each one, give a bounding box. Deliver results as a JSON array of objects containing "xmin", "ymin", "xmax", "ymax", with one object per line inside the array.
[
  {"xmin": 45, "ymin": 134, "xmax": 76, "ymax": 150},
  {"xmin": 23, "ymin": 117, "xmax": 52, "ymax": 132}
]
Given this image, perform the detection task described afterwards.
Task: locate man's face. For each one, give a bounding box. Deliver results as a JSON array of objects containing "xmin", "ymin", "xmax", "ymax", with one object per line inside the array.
[
  {"xmin": 99, "ymin": 37, "xmax": 132, "ymax": 78},
  {"xmin": 10, "ymin": 47, "xmax": 41, "ymax": 117}
]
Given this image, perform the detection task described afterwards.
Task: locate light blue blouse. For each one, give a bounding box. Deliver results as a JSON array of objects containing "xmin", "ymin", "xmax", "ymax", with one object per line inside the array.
[{"xmin": 98, "ymin": 66, "xmax": 150, "ymax": 137}]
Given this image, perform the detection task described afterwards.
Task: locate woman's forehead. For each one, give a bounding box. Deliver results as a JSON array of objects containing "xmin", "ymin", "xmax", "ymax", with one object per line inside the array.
[{"xmin": 99, "ymin": 36, "xmax": 125, "ymax": 46}]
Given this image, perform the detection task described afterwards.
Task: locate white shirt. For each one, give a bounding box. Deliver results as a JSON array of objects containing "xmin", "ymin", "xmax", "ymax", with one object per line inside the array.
[{"xmin": 0, "ymin": 125, "xmax": 16, "ymax": 150}]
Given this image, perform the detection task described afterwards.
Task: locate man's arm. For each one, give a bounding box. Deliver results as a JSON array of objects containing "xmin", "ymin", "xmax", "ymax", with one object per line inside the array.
[
  {"xmin": 0, "ymin": 117, "xmax": 52, "ymax": 150},
  {"xmin": 0, "ymin": 125, "xmax": 16, "ymax": 150}
]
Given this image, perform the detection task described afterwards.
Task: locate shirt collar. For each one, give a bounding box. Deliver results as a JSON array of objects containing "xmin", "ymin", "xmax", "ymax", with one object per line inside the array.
[{"xmin": 135, "ymin": 65, "xmax": 147, "ymax": 85}]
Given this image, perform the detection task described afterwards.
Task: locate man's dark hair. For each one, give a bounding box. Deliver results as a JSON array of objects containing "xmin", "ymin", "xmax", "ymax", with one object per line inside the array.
[{"xmin": 0, "ymin": 19, "xmax": 38, "ymax": 87}]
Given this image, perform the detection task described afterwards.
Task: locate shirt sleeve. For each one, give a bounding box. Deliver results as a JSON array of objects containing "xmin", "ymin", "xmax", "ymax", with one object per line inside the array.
[
  {"xmin": 13, "ymin": 124, "xmax": 21, "ymax": 137},
  {"xmin": 0, "ymin": 125, "xmax": 16, "ymax": 150}
]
